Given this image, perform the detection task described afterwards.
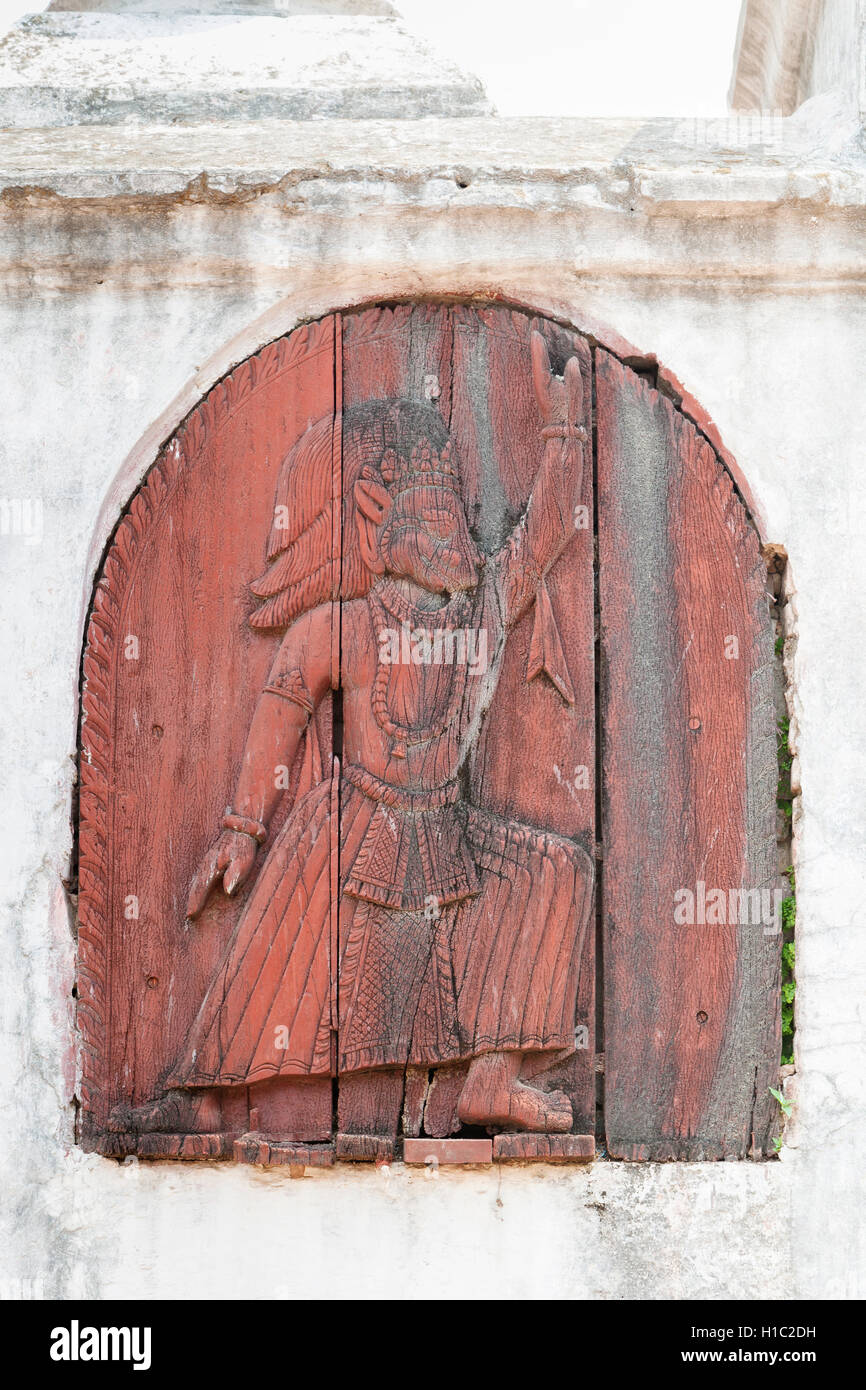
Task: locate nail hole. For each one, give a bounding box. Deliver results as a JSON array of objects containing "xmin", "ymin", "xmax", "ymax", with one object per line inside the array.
[
  {"xmin": 146, "ymin": 976, "xmax": 159, "ymax": 990},
  {"xmin": 454, "ymin": 173, "xmax": 471, "ymax": 189},
  {"xmin": 152, "ymin": 724, "xmax": 164, "ymax": 739},
  {"xmin": 696, "ymin": 1010, "xmax": 708, "ymax": 1024}
]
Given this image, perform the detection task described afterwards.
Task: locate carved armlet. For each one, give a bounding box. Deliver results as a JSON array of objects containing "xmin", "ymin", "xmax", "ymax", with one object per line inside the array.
[
  {"xmin": 222, "ymin": 811, "xmax": 267, "ymax": 845},
  {"xmin": 263, "ymin": 667, "xmax": 315, "ymax": 717}
]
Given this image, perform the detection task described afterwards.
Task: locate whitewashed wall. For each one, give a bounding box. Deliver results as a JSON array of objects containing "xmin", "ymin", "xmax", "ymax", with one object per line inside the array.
[{"xmin": 1, "ymin": 109, "xmax": 865, "ymax": 1299}]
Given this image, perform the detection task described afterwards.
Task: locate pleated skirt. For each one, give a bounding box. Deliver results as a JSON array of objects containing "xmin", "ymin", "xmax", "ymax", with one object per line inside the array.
[{"xmin": 170, "ymin": 777, "xmax": 593, "ymax": 1086}]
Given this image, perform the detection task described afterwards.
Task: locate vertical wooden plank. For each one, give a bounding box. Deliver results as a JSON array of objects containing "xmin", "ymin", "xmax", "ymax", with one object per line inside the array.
[
  {"xmin": 597, "ymin": 349, "xmax": 779, "ymax": 1160},
  {"xmin": 329, "ymin": 315, "xmax": 343, "ymax": 1076},
  {"xmin": 337, "ymin": 303, "xmax": 454, "ymax": 1146},
  {"xmin": 341, "ymin": 303, "xmax": 453, "ymax": 419},
  {"xmin": 451, "ymin": 306, "xmax": 596, "ymax": 1138},
  {"xmin": 78, "ymin": 319, "xmax": 338, "ymax": 1142},
  {"xmin": 336, "ymin": 303, "xmax": 595, "ymax": 1145}
]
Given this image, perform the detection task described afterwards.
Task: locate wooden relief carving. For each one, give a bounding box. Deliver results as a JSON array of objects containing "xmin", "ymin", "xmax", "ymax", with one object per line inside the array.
[
  {"xmin": 78, "ymin": 302, "xmax": 777, "ymax": 1168},
  {"xmin": 80, "ymin": 305, "xmax": 597, "ymax": 1165}
]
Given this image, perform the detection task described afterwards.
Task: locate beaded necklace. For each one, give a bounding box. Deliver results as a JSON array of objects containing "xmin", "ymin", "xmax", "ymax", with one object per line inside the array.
[{"xmin": 368, "ymin": 579, "xmax": 473, "ymax": 759}]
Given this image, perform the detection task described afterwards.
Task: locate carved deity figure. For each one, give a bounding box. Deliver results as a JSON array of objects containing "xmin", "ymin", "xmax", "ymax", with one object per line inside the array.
[{"xmin": 112, "ymin": 332, "xmax": 594, "ymax": 1140}]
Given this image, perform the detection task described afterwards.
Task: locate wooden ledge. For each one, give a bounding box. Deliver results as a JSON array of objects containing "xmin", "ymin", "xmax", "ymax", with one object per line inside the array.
[{"xmin": 493, "ymin": 1133, "xmax": 595, "ymax": 1162}]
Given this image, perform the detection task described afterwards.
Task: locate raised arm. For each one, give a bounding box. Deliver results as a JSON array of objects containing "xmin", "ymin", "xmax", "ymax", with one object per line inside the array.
[
  {"xmin": 186, "ymin": 602, "xmax": 334, "ymax": 919},
  {"xmin": 495, "ymin": 332, "xmax": 588, "ymax": 629}
]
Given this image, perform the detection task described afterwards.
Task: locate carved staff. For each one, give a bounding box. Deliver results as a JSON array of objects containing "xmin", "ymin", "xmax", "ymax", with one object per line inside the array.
[{"xmin": 524, "ymin": 331, "xmax": 588, "ymax": 705}]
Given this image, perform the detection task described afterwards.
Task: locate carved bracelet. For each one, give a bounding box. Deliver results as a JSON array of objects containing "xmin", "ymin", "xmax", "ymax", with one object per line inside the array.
[{"xmin": 222, "ymin": 811, "xmax": 267, "ymax": 845}]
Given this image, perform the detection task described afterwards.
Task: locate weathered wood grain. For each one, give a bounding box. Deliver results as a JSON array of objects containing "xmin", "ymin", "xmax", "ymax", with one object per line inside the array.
[
  {"xmin": 338, "ymin": 303, "xmax": 455, "ymax": 1140},
  {"xmin": 79, "ymin": 303, "xmax": 777, "ymax": 1168},
  {"xmin": 423, "ymin": 1064, "xmax": 468, "ymax": 1138},
  {"xmin": 335, "ymin": 1133, "xmax": 396, "ymax": 1162},
  {"xmin": 596, "ymin": 349, "xmax": 779, "ymax": 1160},
  {"xmin": 452, "ymin": 306, "xmax": 596, "ymax": 1137},
  {"xmin": 492, "ymin": 1133, "xmax": 594, "ymax": 1162},
  {"xmin": 234, "ymin": 1135, "xmax": 335, "ymax": 1168},
  {"xmin": 404, "ymin": 1138, "xmax": 493, "ymax": 1165},
  {"xmin": 79, "ymin": 318, "xmax": 339, "ymax": 1143}
]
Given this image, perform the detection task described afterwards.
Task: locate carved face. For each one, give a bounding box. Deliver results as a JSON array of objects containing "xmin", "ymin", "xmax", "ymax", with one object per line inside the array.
[{"xmin": 380, "ymin": 482, "xmax": 482, "ymax": 593}]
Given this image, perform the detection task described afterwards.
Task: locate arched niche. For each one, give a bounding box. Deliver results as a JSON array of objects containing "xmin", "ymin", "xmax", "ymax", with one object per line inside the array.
[{"xmin": 78, "ymin": 301, "xmax": 778, "ymax": 1165}]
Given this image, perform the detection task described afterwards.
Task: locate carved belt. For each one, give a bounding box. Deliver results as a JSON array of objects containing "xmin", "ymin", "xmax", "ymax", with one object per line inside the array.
[{"xmin": 342, "ymin": 764, "xmax": 479, "ymax": 911}]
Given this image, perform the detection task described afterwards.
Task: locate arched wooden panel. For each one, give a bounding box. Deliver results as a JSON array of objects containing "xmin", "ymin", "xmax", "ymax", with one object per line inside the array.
[
  {"xmin": 76, "ymin": 304, "xmax": 778, "ymax": 1168},
  {"xmin": 596, "ymin": 350, "xmax": 779, "ymax": 1160}
]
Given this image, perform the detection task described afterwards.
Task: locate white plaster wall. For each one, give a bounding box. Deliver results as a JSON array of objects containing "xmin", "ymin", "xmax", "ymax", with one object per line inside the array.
[
  {"xmin": 0, "ymin": 9, "xmax": 490, "ymax": 125},
  {"xmin": 807, "ymin": 0, "xmax": 863, "ymax": 109},
  {"xmin": 2, "ymin": 123, "xmax": 865, "ymax": 1299},
  {"xmin": 730, "ymin": 0, "xmax": 864, "ymax": 115}
]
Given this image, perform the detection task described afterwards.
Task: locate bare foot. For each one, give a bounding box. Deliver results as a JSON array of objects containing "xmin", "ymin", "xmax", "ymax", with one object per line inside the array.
[
  {"xmin": 457, "ymin": 1051, "xmax": 573, "ymax": 1133},
  {"xmin": 106, "ymin": 1090, "xmax": 201, "ymax": 1135}
]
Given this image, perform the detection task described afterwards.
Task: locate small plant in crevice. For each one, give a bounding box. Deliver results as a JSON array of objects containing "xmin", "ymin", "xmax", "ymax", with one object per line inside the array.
[
  {"xmin": 776, "ymin": 716, "xmax": 796, "ymax": 1066},
  {"xmin": 769, "ymin": 1083, "xmax": 793, "ymax": 1155},
  {"xmin": 769, "ymin": 1084, "xmax": 793, "ymax": 1118},
  {"xmin": 777, "ymin": 715, "xmax": 793, "ymax": 820}
]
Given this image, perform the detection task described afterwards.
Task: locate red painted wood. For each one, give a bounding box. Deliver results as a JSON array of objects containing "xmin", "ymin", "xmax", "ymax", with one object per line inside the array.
[
  {"xmin": 336, "ymin": 305, "xmax": 455, "ymax": 1144},
  {"xmin": 135, "ymin": 1134, "xmax": 234, "ymax": 1161},
  {"xmin": 451, "ymin": 306, "xmax": 596, "ymax": 1137},
  {"xmin": 336, "ymin": 303, "xmax": 595, "ymax": 1143},
  {"xmin": 79, "ymin": 302, "xmax": 599, "ymax": 1161},
  {"xmin": 335, "ymin": 1134, "xmax": 396, "ymax": 1162},
  {"xmin": 78, "ymin": 319, "xmax": 339, "ymax": 1149},
  {"xmin": 234, "ymin": 1136, "xmax": 335, "ymax": 1168},
  {"xmin": 492, "ymin": 1133, "xmax": 594, "ymax": 1162},
  {"xmin": 403, "ymin": 1138, "xmax": 492, "ymax": 1165},
  {"xmin": 79, "ymin": 303, "xmax": 778, "ymax": 1169},
  {"xmin": 596, "ymin": 350, "xmax": 779, "ymax": 1160},
  {"xmin": 247, "ymin": 1076, "xmax": 333, "ymax": 1142},
  {"xmin": 423, "ymin": 1064, "xmax": 468, "ymax": 1138}
]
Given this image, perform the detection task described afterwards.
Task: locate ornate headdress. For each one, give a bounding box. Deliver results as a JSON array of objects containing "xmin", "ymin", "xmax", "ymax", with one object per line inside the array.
[
  {"xmin": 249, "ymin": 398, "xmax": 461, "ymax": 632},
  {"xmin": 380, "ymin": 438, "xmax": 460, "ymax": 498}
]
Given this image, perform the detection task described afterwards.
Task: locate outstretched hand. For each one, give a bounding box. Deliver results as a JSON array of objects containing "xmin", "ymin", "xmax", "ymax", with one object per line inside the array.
[
  {"xmin": 531, "ymin": 330, "xmax": 584, "ymax": 433},
  {"xmin": 186, "ymin": 829, "xmax": 258, "ymax": 920}
]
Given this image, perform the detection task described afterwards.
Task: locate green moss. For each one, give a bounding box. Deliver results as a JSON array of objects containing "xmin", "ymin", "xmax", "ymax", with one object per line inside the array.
[{"xmin": 777, "ymin": 717, "xmax": 796, "ymax": 1067}]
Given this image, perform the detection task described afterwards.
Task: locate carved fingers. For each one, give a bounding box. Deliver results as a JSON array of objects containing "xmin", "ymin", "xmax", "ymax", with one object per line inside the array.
[
  {"xmin": 530, "ymin": 329, "xmax": 584, "ymax": 430},
  {"xmin": 223, "ymin": 833, "xmax": 258, "ymax": 897},
  {"xmin": 186, "ymin": 830, "xmax": 257, "ymax": 920},
  {"xmin": 531, "ymin": 330, "xmax": 555, "ymax": 421},
  {"xmin": 564, "ymin": 354, "xmax": 583, "ymax": 428}
]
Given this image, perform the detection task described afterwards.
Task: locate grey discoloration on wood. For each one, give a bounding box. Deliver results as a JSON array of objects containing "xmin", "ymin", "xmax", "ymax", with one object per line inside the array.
[
  {"xmin": 599, "ymin": 358, "xmax": 681, "ymax": 1127},
  {"xmin": 604, "ymin": 373, "xmax": 677, "ymax": 875},
  {"xmin": 456, "ymin": 324, "xmax": 512, "ymax": 551},
  {"xmin": 702, "ymin": 470, "xmax": 780, "ymax": 1158},
  {"xmin": 598, "ymin": 349, "xmax": 780, "ymax": 1161}
]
